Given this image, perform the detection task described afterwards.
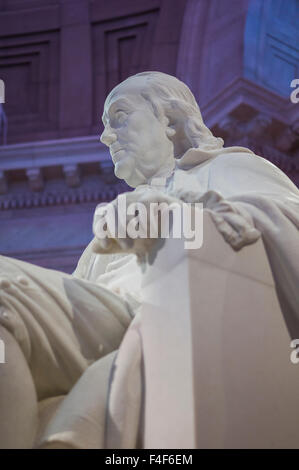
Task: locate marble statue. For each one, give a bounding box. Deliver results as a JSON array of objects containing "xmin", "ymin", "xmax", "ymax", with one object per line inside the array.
[{"xmin": 1, "ymin": 72, "xmax": 299, "ymax": 449}]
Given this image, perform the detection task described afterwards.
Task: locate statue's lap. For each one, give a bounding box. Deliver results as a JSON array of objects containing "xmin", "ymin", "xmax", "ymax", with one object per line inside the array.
[{"xmin": 0, "ymin": 255, "xmax": 131, "ymax": 400}]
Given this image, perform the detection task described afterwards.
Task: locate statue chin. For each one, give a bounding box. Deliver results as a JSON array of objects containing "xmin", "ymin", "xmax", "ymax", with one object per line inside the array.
[
  {"xmin": 114, "ymin": 161, "xmax": 131, "ymax": 179},
  {"xmin": 114, "ymin": 162, "xmax": 146, "ymax": 188}
]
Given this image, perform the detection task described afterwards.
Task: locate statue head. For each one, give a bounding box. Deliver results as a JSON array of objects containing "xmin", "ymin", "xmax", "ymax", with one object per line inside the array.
[{"xmin": 100, "ymin": 71, "xmax": 223, "ymax": 188}]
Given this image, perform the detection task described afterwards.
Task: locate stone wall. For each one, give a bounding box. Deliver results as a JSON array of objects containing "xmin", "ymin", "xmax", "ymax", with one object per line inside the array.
[{"xmin": 0, "ymin": 0, "xmax": 298, "ymax": 272}]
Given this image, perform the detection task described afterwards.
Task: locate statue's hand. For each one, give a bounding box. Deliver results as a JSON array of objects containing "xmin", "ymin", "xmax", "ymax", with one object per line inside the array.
[
  {"xmin": 200, "ymin": 190, "xmax": 261, "ymax": 250},
  {"xmin": 92, "ymin": 186, "xmax": 180, "ymax": 257}
]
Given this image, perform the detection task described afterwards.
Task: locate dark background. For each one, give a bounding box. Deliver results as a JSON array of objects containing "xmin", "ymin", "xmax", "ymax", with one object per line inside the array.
[{"xmin": 0, "ymin": 0, "xmax": 298, "ymax": 272}]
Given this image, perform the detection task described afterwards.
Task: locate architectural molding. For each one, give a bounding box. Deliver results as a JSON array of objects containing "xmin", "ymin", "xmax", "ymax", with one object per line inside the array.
[
  {"xmin": 0, "ymin": 135, "xmax": 110, "ymax": 171},
  {"xmin": 0, "ymin": 135, "xmax": 128, "ymax": 211},
  {"xmin": 202, "ymin": 77, "xmax": 297, "ymax": 129},
  {"xmin": 26, "ymin": 167, "xmax": 44, "ymax": 192},
  {"xmin": 63, "ymin": 163, "xmax": 81, "ymax": 188}
]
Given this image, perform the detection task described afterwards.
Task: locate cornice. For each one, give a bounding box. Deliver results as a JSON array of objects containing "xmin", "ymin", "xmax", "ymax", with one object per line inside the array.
[
  {"xmin": 0, "ymin": 135, "xmax": 109, "ymax": 172},
  {"xmin": 202, "ymin": 77, "xmax": 297, "ymax": 129},
  {"xmin": 0, "ymin": 176, "xmax": 127, "ymax": 211},
  {"xmin": 0, "ymin": 135, "xmax": 131, "ymax": 208}
]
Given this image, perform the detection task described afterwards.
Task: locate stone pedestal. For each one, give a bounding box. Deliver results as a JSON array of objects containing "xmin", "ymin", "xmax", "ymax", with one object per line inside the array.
[{"xmin": 140, "ymin": 211, "xmax": 299, "ymax": 448}]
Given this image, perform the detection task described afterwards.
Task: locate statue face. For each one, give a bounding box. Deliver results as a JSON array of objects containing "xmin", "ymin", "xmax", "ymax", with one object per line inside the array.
[{"xmin": 100, "ymin": 79, "xmax": 174, "ymax": 187}]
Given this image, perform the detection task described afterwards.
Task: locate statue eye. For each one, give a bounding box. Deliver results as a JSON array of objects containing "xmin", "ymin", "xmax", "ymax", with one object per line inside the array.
[
  {"xmin": 115, "ymin": 110, "xmax": 127, "ymax": 119},
  {"xmin": 110, "ymin": 109, "xmax": 128, "ymax": 127}
]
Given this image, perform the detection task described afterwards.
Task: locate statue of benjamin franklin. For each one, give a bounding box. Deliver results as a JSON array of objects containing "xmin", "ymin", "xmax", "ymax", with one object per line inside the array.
[{"xmin": 0, "ymin": 72, "xmax": 299, "ymax": 449}]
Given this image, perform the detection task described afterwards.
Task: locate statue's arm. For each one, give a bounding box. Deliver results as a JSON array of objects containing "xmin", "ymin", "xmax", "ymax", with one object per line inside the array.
[
  {"xmin": 72, "ymin": 238, "xmax": 112, "ymax": 280},
  {"xmin": 72, "ymin": 239, "xmax": 96, "ymax": 278}
]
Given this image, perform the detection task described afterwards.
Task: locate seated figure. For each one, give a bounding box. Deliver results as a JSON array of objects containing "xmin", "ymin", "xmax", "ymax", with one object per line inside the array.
[{"xmin": 0, "ymin": 72, "xmax": 299, "ymax": 449}]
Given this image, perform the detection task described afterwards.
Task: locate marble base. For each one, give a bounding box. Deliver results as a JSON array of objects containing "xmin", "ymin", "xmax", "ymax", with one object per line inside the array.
[{"xmin": 140, "ymin": 211, "xmax": 299, "ymax": 448}]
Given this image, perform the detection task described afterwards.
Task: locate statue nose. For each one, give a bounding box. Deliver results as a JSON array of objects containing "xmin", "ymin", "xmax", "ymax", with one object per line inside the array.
[{"xmin": 100, "ymin": 125, "xmax": 117, "ymax": 146}]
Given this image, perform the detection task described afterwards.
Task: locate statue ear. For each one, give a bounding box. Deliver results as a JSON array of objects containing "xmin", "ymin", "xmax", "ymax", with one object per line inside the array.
[
  {"xmin": 162, "ymin": 114, "xmax": 176, "ymax": 138},
  {"xmin": 166, "ymin": 126, "xmax": 176, "ymax": 137}
]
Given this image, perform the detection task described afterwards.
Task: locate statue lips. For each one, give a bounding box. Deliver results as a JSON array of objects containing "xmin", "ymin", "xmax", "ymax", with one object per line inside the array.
[{"xmin": 111, "ymin": 147, "xmax": 124, "ymax": 163}]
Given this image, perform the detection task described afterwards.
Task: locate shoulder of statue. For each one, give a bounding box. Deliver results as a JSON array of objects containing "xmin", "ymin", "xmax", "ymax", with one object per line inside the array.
[{"xmin": 208, "ymin": 150, "xmax": 281, "ymax": 180}]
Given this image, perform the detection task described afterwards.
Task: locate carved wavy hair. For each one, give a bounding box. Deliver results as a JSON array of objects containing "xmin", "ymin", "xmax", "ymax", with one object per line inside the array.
[{"xmin": 122, "ymin": 71, "xmax": 224, "ymax": 157}]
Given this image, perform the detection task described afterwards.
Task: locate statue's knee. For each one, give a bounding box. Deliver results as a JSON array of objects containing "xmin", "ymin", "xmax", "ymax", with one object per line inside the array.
[{"xmin": 0, "ymin": 325, "xmax": 38, "ymax": 448}]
